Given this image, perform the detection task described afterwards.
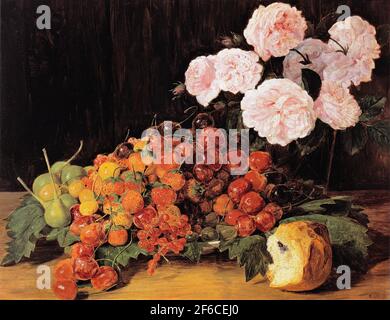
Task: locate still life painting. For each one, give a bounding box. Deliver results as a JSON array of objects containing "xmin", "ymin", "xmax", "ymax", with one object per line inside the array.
[{"xmin": 0, "ymin": 0, "xmax": 389, "ymax": 302}]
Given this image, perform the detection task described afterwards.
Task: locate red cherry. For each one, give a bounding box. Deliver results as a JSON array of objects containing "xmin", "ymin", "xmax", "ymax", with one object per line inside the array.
[
  {"xmin": 239, "ymin": 191, "xmax": 265, "ymax": 215},
  {"xmin": 53, "ymin": 259, "xmax": 75, "ymax": 281},
  {"xmin": 228, "ymin": 178, "xmax": 252, "ymax": 203},
  {"xmin": 227, "ymin": 149, "xmax": 249, "ymax": 174},
  {"xmin": 249, "ymin": 151, "xmax": 272, "ymax": 173},
  {"xmin": 70, "ymin": 204, "xmax": 82, "ymax": 221},
  {"xmin": 236, "ymin": 215, "xmax": 256, "ymax": 237},
  {"xmin": 193, "ymin": 164, "xmax": 214, "ymax": 183},
  {"xmin": 52, "ymin": 280, "xmax": 78, "ymax": 300},
  {"xmin": 69, "ymin": 216, "xmax": 95, "ymax": 236},
  {"xmin": 91, "ymin": 266, "xmax": 118, "ymax": 291},
  {"xmin": 70, "ymin": 242, "xmax": 94, "ymax": 259},
  {"xmin": 224, "ymin": 209, "xmax": 245, "ymax": 226},
  {"xmin": 73, "ymin": 257, "xmax": 99, "ymax": 281},
  {"xmin": 134, "ymin": 207, "xmax": 158, "ymax": 229},
  {"xmin": 262, "ymin": 203, "xmax": 283, "ymax": 221},
  {"xmin": 254, "ymin": 212, "xmax": 276, "ymax": 232},
  {"xmin": 80, "ymin": 223, "xmax": 106, "ymax": 247}
]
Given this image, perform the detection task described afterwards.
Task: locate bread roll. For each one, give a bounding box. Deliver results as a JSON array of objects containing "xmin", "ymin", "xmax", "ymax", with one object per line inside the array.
[{"xmin": 266, "ymin": 221, "xmax": 332, "ymax": 291}]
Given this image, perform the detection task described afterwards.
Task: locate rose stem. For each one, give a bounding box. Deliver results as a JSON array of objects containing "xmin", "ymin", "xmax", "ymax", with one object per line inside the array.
[{"xmin": 325, "ymin": 130, "xmax": 337, "ymax": 194}]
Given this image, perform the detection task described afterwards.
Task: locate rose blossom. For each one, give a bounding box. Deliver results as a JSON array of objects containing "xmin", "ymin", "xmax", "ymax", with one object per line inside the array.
[
  {"xmin": 244, "ymin": 3, "xmax": 307, "ymax": 61},
  {"xmin": 314, "ymin": 81, "xmax": 362, "ymax": 130},
  {"xmin": 241, "ymin": 79, "xmax": 316, "ymax": 146},
  {"xmin": 283, "ymin": 38, "xmax": 331, "ymax": 84},
  {"xmin": 214, "ymin": 48, "xmax": 263, "ymax": 94},
  {"xmin": 327, "ymin": 16, "xmax": 380, "ymax": 86},
  {"xmin": 321, "ymin": 51, "xmax": 373, "ymax": 87},
  {"xmin": 185, "ymin": 55, "xmax": 220, "ymax": 106}
]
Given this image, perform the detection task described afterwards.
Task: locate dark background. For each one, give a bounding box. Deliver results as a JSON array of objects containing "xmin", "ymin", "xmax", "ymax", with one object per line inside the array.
[{"xmin": 1, "ymin": 0, "xmax": 389, "ymax": 191}]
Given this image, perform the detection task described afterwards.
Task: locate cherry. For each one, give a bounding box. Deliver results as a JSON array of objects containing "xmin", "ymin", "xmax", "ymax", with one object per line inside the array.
[
  {"xmin": 70, "ymin": 242, "xmax": 94, "ymax": 259},
  {"xmin": 254, "ymin": 211, "xmax": 276, "ymax": 232},
  {"xmin": 70, "ymin": 204, "xmax": 82, "ymax": 221},
  {"xmin": 227, "ymin": 149, "xmax": 249, "ymax": 173},
  {"xmin": 224, "ymin": 209, "xmax": 245, "ymax": 226},
  {"xmin": 262, "ymin": 203, "xmax": 283, "ymax": 221},
  {"xmin": 115, "ymin": 143, "xmax": 133, "ymax": 159},
  {"xmin": 53, "ymin": 259, "xmax": 75, "ymax": 281},
  {"xmin": 249, "ymin": 151, "xmax": 272, "ymax": 173},
  {"xmin": 80, "ymin": 223, "xmax": 106, "ymax": 247},
  {"xmin": 193, "ymin": 164, "xmax": 214, "ymax": 183},
  {"xmin": 52, "ymin": 280, "xmax": 78, "ymax": 300},
  {"xmin": 69, "ymin": 216, "xmax": 95, "ymax": 236},
  {"xmin": 192, "ymin": 113, "xmax": 215, "ymax": 130},
  {"xmin": 239, "ymin": 191, "xmax": 265, "ymax": 215},
  {"xmin": 73, "ymin": 256, "xmax": 99, "ymax": 281},
  {"xmin": 134, "ymin": 207, "xmax": 158, "ymax": 229},
  {"xmin": 228, "ymin": 178, "xmax": 252, "ymax": 203},
  {"xmin": 91, "ymin": 266, "xmax": 118, "ymax": 291},
  {"xmin": 236, "ymin": 215, "xmax": 256, "ymax": 237}
]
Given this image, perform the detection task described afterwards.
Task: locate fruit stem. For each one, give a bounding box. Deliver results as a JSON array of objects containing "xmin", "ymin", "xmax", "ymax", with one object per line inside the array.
[
  {"xmin": 16, "ymin": 177, "xmax": 46, "ymax": 207},
  {"xmin": 325, "ymin": 130, "xmax": 337, "ymax": 194},
  {"xmin": 42, "ymin": 148, "xmax": 59, "ymax": 199},
  {"xmin": 63, "ymin": 140, "xmax": 84, "ymax": 168}
]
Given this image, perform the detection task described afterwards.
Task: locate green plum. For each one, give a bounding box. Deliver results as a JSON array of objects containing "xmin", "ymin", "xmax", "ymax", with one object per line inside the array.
[
  {"xmin": 51, "ymin": 161, "xmax": 69, "ymax": 175},
  {"xmin": 59, "ymin": 193, "xmax": 78, "ymax": 210},
  {"xmin": 33, "ymin": 173, "xmax": 61, "ymax": 195},
  {"xmin": 61, "ymin": 165, "xmax": 86, "ymax": 184},
  {"xmin": 44, "ymin": 198, "xmax": 71, "ymax": 228}
]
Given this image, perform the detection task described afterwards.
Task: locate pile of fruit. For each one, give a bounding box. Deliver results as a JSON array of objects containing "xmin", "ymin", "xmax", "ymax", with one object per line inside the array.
[{"xmin": 2, "ymin": 114, "xmax": 372, "ymax": 299}]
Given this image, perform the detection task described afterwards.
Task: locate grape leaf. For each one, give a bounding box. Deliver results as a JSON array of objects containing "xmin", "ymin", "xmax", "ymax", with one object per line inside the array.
[
  {"xmin": 281, "ymin": 214, "xmax": 372, "ymax": 271},
  {"xmin": 1, "ymin": 197, "xmax": 47, "ymax": 266},
  {"xmin": 96, "ymin": 243, "xmax": 148, "ymax": 267},
  {"xmin": 46, "ymin": 227, "xmax": 79, "ymax": 247},
  {"xmin": 219, "ymin": 235, "xmax": 272, "ymax": 281},
  {"xmin": 367, "ymin": 120, "xmax": 390, "ymax": 152},
  {"xmin": 297, "ymin": 196, "xmax": 353, "ymax": 213},
  {"xmin": 182, "ymin": 242, "xmax": 203, "ymax": 263}
]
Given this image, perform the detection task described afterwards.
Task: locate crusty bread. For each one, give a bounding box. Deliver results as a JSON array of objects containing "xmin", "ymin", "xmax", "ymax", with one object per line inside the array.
[{"xmin": 266, "ymin": 221, "xmax": 332, "ymax": 291}]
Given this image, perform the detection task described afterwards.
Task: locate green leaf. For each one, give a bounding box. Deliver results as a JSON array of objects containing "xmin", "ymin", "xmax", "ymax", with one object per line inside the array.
[
  {"xmin": 297, "ymin": 196, "xmax": 353, "ymax": 213},
  {"xmin": 46, "ymin": 227, "xmax": 79, "ymax": 247},
  {"xmin": 226, "ymin": 107, "xmax": 241, "ymax": 130},
  {"xmin": 302, "ymin": 68, "xmax": 322, "ymax": 101},
  {"xmin": 1, "ymin": 201, "xmax": 46, "ymax": 266},
  {"xmin": 219, "ymin": 235, "xmax": 272, "ymax": 281},
  {"xmin": 281, "ymin": 214, "xmax": 372, "ymax": 271},
  {"xmin": 296, "ymin": 120, "xmax": 330, "ymax": 156},
  {"xmin": 367, "ymin": 120, "xmax": 390, "ymax": 152},
  {"xmin": 182, "ymin": 242, "xmax": 202, "ymax": 263},
  {"xmin": 359, "ymin": 96, "xmax": 386, "ymax": 121},
  {"xmin": 341, "ymin": 123, "xmax": 368, "ymax": 156},
  {"xmin": 96, "ymin": 243, "xmax": 148, "ymax": 267}
]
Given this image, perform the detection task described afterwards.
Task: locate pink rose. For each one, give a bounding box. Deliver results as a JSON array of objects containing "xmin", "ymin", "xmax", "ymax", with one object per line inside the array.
[
  {"xmin": 241, "ymin": 79, "xmax": 316, "ymax": 146},
  {"xmin": 314, "ymin": 81, "xmax": 361, "ymax": 130},
  {"xmin": 185, "ymin": 55, "xmax": 220, "ymax": 106},
  {"xmin": 322, "ymin": 51, "xmax": 373, "ymax": 87},
  {"xmin": 215, "ymin": 48, "xmax": 263, "ymax": 94},
  {"xmin": 283, "ymin": 38, "xmax": 331, "ymax": 84},
  {"xmin": 327, "ymin": 16, "xmax": 380, "ymax": 86},
  {"xmin": 244, "ymin": 3, "xmax": 307, "ymax": 61}
]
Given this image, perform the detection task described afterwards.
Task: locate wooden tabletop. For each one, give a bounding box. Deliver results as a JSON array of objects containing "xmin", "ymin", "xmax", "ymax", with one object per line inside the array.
[{"xmin": 0, "ymin": 191, "xmax": 389, "ymax": 300}]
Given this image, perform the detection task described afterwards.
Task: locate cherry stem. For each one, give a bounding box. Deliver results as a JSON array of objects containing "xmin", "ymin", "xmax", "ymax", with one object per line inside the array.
[
  {"xmin": 42, "ymin": 148, "xmax": 59, "ymax": 199},
  {"xmin": 112, "ymin": 233, "xmax": 133, "ymax": 268},
  {"xmin": 64, "ymin": 140, "xmax": 83, "ymax": 168},
  {"xmin": 325, "ymin": 130, "xmax": 337, "ymax": 194},
  {"xmin": 16, "ymin": 177, "xmax": 45, "ymax": 207}
]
